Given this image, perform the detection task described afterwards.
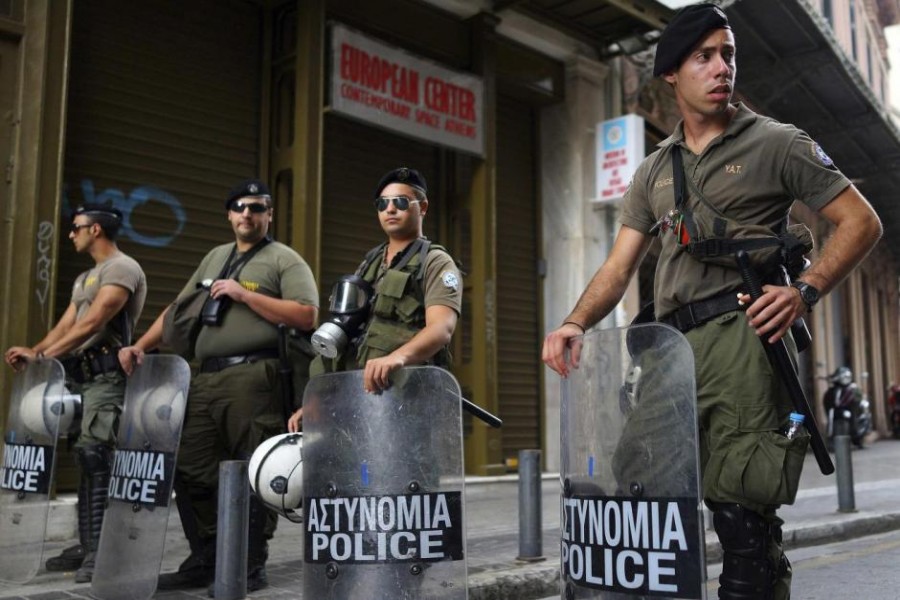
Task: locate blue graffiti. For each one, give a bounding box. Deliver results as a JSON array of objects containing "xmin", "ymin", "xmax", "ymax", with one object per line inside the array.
[{"xmin": 62, "ymin": 179, "xmax": 186, "ymax": 248}]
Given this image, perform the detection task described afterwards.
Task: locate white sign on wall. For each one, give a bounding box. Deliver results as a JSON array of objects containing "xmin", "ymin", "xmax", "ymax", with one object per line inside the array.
[
  {"xmin": 330, "ymin": 23, "xmax": 485, "ymax": 157},
  {"xmin": 595, "ymin": 114, "xmax": 645, "ymax": 203}
]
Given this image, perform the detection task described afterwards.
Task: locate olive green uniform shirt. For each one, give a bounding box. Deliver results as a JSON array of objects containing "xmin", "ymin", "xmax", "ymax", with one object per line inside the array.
[
  {"xmin": 178, "ymin": 241, "xmax": 318, "ymax": 361},
  {"xmin": 371, "ymin": 248, "xmax": 462, "ymax": 315},
  {"xmin": 621, "ymin": 103, "xmax": 850, "ymax": 317},
  {"xmin": 72, "ymin": 251, "xmax": 147, "ymax": 352}
]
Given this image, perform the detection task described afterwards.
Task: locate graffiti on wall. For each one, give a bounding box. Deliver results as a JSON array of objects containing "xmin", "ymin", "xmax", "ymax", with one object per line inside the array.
[
  {"xmin": 63, "ymin": 179, "xmax": 186, "ymax": 248},
  {"xmin": 35, "ymin": 221, "xmax": 54, "ymax": 322}
]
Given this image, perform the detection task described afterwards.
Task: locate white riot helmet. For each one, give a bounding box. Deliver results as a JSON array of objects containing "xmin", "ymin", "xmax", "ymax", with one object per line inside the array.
[
  {"xmin": 248, "ymin": 432, "xmax": 303, "ymax": 523},
  {"xmin": 136, "ymin": 388, "xmax": 186, "ymax": 449},
  {"xmin": 20, "ymin": 382, "xmax": 82, "ymax": 439}
]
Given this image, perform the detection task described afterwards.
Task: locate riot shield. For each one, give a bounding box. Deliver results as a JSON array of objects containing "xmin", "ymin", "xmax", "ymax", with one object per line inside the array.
[
  {"xmin": 302, "ymin": 366, "xmax": 467, "ymax": 599},
  {"xmin": 91, "ymin": 355, "xmax": 190, "ymax": 600},
  {"xmin": 560, "ymin": 324, "xmax": 706, "ymax": 600},
  {"xmin": 0, "ymin": 358, "xmax": 66, "ymax": 583}
]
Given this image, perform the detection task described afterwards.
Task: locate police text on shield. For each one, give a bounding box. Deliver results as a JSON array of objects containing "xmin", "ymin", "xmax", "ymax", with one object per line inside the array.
[
  {"xmin": 0, "ymin": 442, "xmax": 54, "ymax": 494},
  {"xmin": 561, "ymin": 496, "xmax": 702, "ymax": 597},
  {"xmin": 305, "ymin": 492, "xmax": 464, "ymax": 564},
  {"xmin": 108, "ymin": 449, "xmax": 175, "ymax": 507}
]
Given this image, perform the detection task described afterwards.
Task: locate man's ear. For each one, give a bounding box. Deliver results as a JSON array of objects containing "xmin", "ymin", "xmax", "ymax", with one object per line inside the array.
[{"xmin": 663, "ymin": 71, "xmax": 677, "ymax": 86}]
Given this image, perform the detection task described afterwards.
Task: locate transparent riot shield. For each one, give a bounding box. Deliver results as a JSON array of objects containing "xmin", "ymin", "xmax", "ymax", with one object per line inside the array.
[
  {"xmin": 560, "ymin": 324, "xmax": 706, "ymax": 600},
  {"xmin": 303, "ymin": 366, "xmax": 466, "ymax": 599},
  {"xmin": 91, "ymin": 355, "xmax": 190, "ymax": 600},
  {"xmin": 0, "ymin": 358, "xmax": 66, "ymax": 583}
]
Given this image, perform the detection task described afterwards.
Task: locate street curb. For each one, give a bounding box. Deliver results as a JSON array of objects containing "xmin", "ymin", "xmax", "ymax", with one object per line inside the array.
[{"xmin": 467, "ymin": 511, "xmax": 900, "ymax": 600}]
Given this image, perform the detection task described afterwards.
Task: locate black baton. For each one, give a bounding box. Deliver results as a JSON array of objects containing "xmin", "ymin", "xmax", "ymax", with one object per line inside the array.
[
  {"xmin": 735, "ymin": 251, "xmax": 834, "ymax": 475},
  {"xmin": 462, "ymin": 397, "xmax": 503, "ymax": 429},
  {"xmin": 276, "ymin": 324, "xmax": 294, "ymax": 426}
]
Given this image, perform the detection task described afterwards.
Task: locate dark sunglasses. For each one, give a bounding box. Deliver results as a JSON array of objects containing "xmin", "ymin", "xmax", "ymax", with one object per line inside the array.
[
  {"xmin": 70, "ymin": 223, "xmax": 92, "ymax": 233},
  {"xmin": 374, "ymin": 195, "xmax": 419, "ymax": 212},
  {"xmin": 229, "ymin": 200, "xmax": 269, "ymax": 214}
]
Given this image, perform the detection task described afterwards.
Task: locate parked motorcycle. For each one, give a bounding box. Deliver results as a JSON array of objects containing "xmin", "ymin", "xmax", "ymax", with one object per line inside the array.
[
  {"xmin": 823, "ymin": 367, "xmax": 871, "ymax": 449},
  {"xmin": 888, "ymin": 383, "xmax": 900, "ymax": 439}
]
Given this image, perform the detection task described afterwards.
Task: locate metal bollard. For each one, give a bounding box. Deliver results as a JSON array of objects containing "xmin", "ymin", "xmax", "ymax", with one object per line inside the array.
[
  {"xmin": 834, "ymin": 435, "xmax": 856, "ymax": 513},
  {"xmin": 517, "ymin": 449, "xmax": 544, "ymax": 561},
  {"xmin": 214, "ymin": 460, "xmax": 250, "ymax": 599}
]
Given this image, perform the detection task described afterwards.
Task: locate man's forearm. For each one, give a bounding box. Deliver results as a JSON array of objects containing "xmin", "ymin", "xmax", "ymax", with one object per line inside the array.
[
  {"xmin": 800, "ymin": 216, "xmax": 882, "ymax": 295},
  {"xmin": 565, "ymin": 265, "xmax": 633, "ymax": 329}
]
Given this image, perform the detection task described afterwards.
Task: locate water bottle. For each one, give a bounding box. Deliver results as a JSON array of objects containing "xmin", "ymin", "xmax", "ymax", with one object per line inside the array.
[{"xmin": 783, "ymin": 412, "xmax": 805, "ymax": 439}]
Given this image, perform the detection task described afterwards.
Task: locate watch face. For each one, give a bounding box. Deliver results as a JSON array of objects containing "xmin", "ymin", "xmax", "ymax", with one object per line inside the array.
[{"xmin": 798, "ymin": 283, "xmax": 819, "ymax": 305}]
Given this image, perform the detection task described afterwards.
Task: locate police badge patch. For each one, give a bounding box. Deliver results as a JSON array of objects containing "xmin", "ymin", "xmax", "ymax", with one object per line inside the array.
[
  {"xmin": 442, "ymin": 271, "xmax": 459, "ymax": 291},
  {"xmin": 812, "ymin": 143, "xmax": 834, "ymax": 167}
]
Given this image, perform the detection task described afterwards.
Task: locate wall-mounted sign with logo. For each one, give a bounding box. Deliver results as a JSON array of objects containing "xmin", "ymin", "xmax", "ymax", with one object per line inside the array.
[
  {"xmin": 595, "ymin": 114, "xmax": 645, "ymax": 203},
  {"xmin": 329, "ymin": 23, "xmax": 485, "ymax": 157}
]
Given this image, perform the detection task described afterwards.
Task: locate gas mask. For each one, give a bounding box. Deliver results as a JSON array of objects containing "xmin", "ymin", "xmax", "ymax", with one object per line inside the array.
[{"xmin": 311, "ymin": 275, "xmax": 374, "ymax": 359}]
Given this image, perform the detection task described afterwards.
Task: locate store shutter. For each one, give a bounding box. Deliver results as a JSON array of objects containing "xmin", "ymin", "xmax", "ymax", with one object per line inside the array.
[
  {"xmin": 55, "ymin": 0, "xmax": 263, "ymax": 490},
  {"xmin": 58, "ymin": 0, "xmax": 263, "ymax": 336},
  {"xmin": 496, "ymin": 95, "xmax": 541, "ymax": 461},
  {"xmin": 320, "ymin": 113, "xmax": 439, "ymax": 303}
]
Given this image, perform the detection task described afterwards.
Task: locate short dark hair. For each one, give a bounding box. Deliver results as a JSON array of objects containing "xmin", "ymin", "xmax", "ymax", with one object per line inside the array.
[{"xmin": 74, "ymin": 204, "xmax": 123, "ymax": 241}]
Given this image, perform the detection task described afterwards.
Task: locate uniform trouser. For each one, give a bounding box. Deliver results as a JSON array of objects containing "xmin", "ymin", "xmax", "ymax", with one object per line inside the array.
[
  {"xmin": 71, "ymin": 372, "xmax": 126, "ymax": 448},
  {"xmin": 685, "ymin": 310, "xmax": 810, "ymax": 599},
  {"xmin": 175, "ymin": 359, "xmax": 284, "ymax": 564},
  {"xmin": 69, "ymin": 373, "xmax": 123, "ymax": 544}
]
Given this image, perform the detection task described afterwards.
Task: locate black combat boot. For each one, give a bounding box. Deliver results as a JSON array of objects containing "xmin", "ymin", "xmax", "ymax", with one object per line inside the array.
[
  {"xmin": 74, "ymin": 444, "xmax": 112, "ymax": 583},
  {"xmin": 158, "ymin": 480, "xmax": 216, "ymax": 590},
  {"xmin": 45, "ymin": 473, "xmax": 90, "ymax": 572}
]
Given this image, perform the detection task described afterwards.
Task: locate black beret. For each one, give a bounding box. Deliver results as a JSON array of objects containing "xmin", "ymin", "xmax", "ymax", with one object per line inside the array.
[
  {"xmin": 653, "ymin": 3, "xmax": 730, "ymax": 77},
  {"xmin": 74, "ymin": 203, "xmax": 123, "ymax": 221},
  {"xmin": 226, "ymin": 178, "xmax": 271, "ymax": 208},
  {"xmin": 373, "ymin": 167, "xmax": 427, "ymax": 198}
]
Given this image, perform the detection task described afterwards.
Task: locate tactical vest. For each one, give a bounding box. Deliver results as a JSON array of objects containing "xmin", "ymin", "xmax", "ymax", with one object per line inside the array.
[
  {"xmin": 668, "ymin": 146, "xmax": 813, "ymax": 279},
  {"xmin": 354, "ymin": 238, "xmax": 454, "ymax": 368}
]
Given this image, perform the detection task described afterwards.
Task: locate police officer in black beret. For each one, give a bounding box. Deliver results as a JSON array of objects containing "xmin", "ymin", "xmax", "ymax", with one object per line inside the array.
[
  {"xmin": 544, "ymin": 4, "xmax": 882, "ymax": 600},
  {"xmin": 288, "ymin": 166, "xmax": 462, "ymax": 431},
  {"xmin": 119, "ymin": 179, "xmax": 319, "ymax": 592},
  {"xmin": 5, "ymin": 204, "xmax": 147, "ymax": 582}
]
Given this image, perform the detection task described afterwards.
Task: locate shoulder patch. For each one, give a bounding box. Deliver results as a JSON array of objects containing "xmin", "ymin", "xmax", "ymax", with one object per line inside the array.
[
  {"xmin": 441, "ymin": 271, "xmax": 459, "ymax": 292},
  {"xmin": 812, "ymin": 142, "xmax": 834, "ymax": 167}
]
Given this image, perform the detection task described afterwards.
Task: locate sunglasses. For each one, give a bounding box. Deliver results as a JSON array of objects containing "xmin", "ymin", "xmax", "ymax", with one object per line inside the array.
[
  {"xmin": 374, "ymin": 195, "xmax": 419, "ymax": 212},
  {"xmin": 229, "ymin": 200, "xmax": 269, "ymax": 214},
  {"xmin": 70, "ymin": 223, "xmax": 92, "ymax": 233}
]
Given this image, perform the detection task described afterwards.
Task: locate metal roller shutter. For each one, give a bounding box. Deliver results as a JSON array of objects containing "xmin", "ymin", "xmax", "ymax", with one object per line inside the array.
[
  {"xmin": 58, "ymin": 0, "xmax": 263, "ymax": 336},
  {"xmin": 55, "ymin": 0, "xmax": 263, "ymax": 491},
  {"xmin": 321, "ymin": 114, "xmax": 439, "ymax": 302},
  {"xmin": 496, "ymin": 95, "xmax": 541, "ymax": 462}
]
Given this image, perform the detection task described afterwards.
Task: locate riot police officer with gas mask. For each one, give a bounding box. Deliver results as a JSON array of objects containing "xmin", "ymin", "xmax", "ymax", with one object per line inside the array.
[{"xmin": 289, "ymin": 167, "xmax": 462, "ymax": 432}]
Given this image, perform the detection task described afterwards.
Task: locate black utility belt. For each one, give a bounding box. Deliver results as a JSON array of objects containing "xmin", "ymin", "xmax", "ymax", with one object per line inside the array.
[
  {"xmin": 62, "ymin": 346, "xmax": 122, "ymax": 384},
  {"xmin": 659, "ymin": 292, "xmax": 742, "ymax": 334},
  {"xmin": 199, "ymin": 349, "xmax": 279, "ymax": 374}
]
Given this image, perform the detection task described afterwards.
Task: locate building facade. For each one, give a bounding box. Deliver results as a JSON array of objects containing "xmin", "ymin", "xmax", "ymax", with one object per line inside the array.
[{"xmin": 0, "ymin": 0, "xmax": 897, "ymax": 480}]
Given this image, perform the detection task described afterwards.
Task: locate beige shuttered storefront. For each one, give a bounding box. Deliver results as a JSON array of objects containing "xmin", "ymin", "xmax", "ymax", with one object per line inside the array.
[
  {"xmin": 319, "ymin": 114, "xmax": 441, "ymax": 302},
  {"xmin": 58, "ymin": 0, "xmax": 264, "ymax": 333},
  {"xmin": 55, "ymin": 0, "xmax": 264, "ymax": 488},
  {"xmin": 496, "ymin": 95, "xmax": 542, "ymax": 462}
]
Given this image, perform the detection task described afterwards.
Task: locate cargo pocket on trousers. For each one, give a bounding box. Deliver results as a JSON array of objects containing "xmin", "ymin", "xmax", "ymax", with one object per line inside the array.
[{"xmin": 719, "ymin": 430, "xmax": 809, "ymax": 506}]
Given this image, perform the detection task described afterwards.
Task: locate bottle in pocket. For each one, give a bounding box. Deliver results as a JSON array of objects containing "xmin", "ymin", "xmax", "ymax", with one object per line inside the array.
[{"xmin": 783, "ymin": 412, "xmax": 806, "ymax": 439}]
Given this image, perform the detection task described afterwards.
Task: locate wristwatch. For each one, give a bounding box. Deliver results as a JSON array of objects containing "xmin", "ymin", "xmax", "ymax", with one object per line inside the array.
[{"xmin": 791, "ymin": 280, "xmax": 820, "ymax": 311}]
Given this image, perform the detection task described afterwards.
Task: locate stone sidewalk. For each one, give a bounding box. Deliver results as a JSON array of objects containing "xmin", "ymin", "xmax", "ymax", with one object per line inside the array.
[{"xmin": 1, "ymin": 439, "xmax": 898, "ymax": 599}]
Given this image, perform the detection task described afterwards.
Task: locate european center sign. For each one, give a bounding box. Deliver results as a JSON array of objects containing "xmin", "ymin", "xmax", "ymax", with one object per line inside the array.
[
  {"xmin": 595, "ymin": 114, "xmax": 645, "ymax": 203},
  {"xmin": 330, "ymin": 23, "xmax": 485, "ymax": 157}
]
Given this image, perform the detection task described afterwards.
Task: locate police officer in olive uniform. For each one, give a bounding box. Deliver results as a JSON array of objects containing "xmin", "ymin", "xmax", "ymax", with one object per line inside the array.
[
  {"xmin": 5, "ymin": 204, "xmax": 147, "ymax": 583},
  {"xmin": 119, "ymin": 180, "xmax": 318, "ymax": 592},
  {"xmin": 542, "ymin": 5, "xmax": 882, "ymax": 600},
  {"xmin": 289, "ymin": 167, "xmax": 461, "ymax": 431}
]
